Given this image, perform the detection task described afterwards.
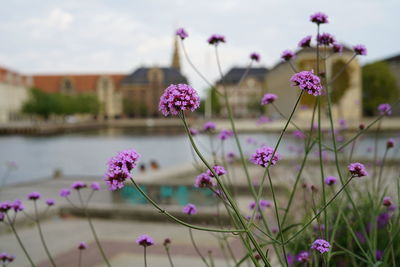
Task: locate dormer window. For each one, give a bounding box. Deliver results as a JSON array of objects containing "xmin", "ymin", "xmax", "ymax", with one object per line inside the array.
[{"xmin": 61, "ymin": 78, "xmax": 74, "ymax": 93}]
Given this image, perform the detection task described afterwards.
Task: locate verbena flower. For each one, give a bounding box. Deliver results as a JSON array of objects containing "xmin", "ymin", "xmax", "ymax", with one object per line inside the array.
[
  {"xmin": 298, "ymin": 35, "xmax": 312, "ymax": 48},
  {"xmin": 207, "ymin": 34, "xmax": 225, "ymax": 45},
  {"xmin": 159, "ymin": 84, "xmax": 200, "ymax": 116},
  {"xmin": 317, "ymin": 33, "xmax": 335, "ymax": 46},
  {"xmin": 176, "ymin": 28, "xmax": 188, "ymax": 40},
  {"xmin": 189, "ymin": 128, "xmax": 199, "ymax": 136},
  {"xmin": 256, "ymin": 116, "xmax": 272, "ymax": 125},
  {"xmin": 281, "ymin": 50, "xmax": 295, "ymax": 61},
  {"xmin": 59, "ymin": 189, "xmax": 71, "ymax": 198},
  {"xmin": 104, "ymin": 149, "xmax": 140, "ymax": 191},
  {"xmin": 377, "ymin": 212, "xmax": 390, "ymax": 228},
  {"xmin": 71, "ymin": 181, "xmax": 87, "ymax": 190},
  {"xmin": 136, "ymin": 235, "xmax": 154, "ymax": 247},
  {"xmin": 376, "ymin": 250, "xmax": 384, "ymax": 261},
  {"xmin": 249, "ymin": 200, "xmax": 271, "ymax": 210},
  {"xmin": 218, "ymin": 130, "xmax": 234, "ymax": 141},
  {"xmin": 333, "ymin": 43, "xmax": 344, "ymax": 53},
  {"xmin": 250, "ymin": 146, "xmax": 281, "ymax": 167},
  {"xmin": 386, "ymin": 138, "xmax": 395, "ymax": 149},
  {"xmin": 27, "ymin": 192, "xmax": 41, "ymax": 201},
  {"xmin": 0, "ymin": 202, "xmax": 12, "ymax": 213},
  {"xmin": 12, "ymin": 199, "xmax": 24, "ymax": 212},
  {"xmin": 310, "ymin": 12, "xmax": 328, "ymax": 24},
  {"xmin": 378, "ymin": 103, "xmax": 392, "ymax": 115},
  {"xmin": 207, "ymin": 165, "xmax": 226, "ymax": 177},
  {"xmin": 182, "ymin": 203, "xmax": 197, "ymax": 215},
  {"xmin": 203, "ymin": 121, "xmax": 216, "ymax": 132},
  {"xmin": 383, "ymin": 197, "xmax": 392, "ymax": 207},
  {"xmin": 261, "ymin": 93, "xmax": 278, "ymax": 105},
  {"xmin": 78, "ymin": 242, "xmax": 88, "ymax": 250},
  {"xmin": 290, "ymin": 70, "xmax": 323, "ymax": 96},
  {"xmin": 324, "ymin": 176, "xmax": 337, "ymax": 185},
  {"xmin": 353, "ymin": 44, "xmax": 367, "ymax": 56},
  {"xmin": 194, "ymin": 173, "xmax": 216, "ymax": 188},
  {"xmin": 311, "ymin": 239, "xmax": 331, "ymax": 254},
  {"xmin": 0, "ymin": 253, "xmax": 14, "ymax": 264},
  {"xmin": 90, "ymin": 182, "xmax": 101, "ymax": 191},
  {"xmin": 163, "ymin": 238, "xmax": 171, "ymax": 246},
  {"xmin": 250, "ymin": 52, "xmax": 260, "ymax": 62},
  {"xmin": 296, "ymin": 251, "xmax": 310, "ymax": 262},
  {"xmin": 293, "ymin": 130, "xmax": 306, "ymax": 139},
  {"xmin": 46, "ymin": 199, "xmax": 55, "ymax": 206},
  {"xmin": 348, "ymin": 162, "xmax": 368, "ymax": 177},
  {"xmin": 287, "ymin": 254, "xmax": 294, "ymax": 266}
]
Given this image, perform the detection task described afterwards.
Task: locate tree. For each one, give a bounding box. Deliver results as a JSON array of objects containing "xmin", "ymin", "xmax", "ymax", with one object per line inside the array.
[{"xmin": 362, "ymin": 61, "xmax": 398, "ymax": 116}]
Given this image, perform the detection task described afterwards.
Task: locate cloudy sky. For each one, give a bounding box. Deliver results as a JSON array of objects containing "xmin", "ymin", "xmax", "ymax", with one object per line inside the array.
[{"xmin": 0, "ymin": 0, "xmax": 399, "ymax": 95}]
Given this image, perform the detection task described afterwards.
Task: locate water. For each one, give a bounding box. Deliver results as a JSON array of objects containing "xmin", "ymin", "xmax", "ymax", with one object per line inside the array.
[{"xmin": 0, "ymin": 128, "xmax": 399, "ymax": 185}]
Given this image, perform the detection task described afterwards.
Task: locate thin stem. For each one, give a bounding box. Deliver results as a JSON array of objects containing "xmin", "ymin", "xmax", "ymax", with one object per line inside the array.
[
  {"xmin": 33, "ymin": 201, "xmax": 57, "ymax": 267},
  {"xmin": 377, "ymin": 148, "xmax": 389, "ymax": 195},
  {"xmin": 144, "ymin": 246, "xmax": 147, "ymax": 267},
  {"xmin": 77, "ymin": 191, "xmax": 111, "ymax": 267},
  {"xmin": 6, "ymin": 213, "xmax": 36, "ymax": 267},
  {"xmin": 165, "ymin": 247, "xmax": 175, "ymax": 267},
  {"xmin": 78, "ymin": 250, "xmax": 82, "ymax": 267},
  {"xmin": 189, "ymin": 228, "xmax": 210, "ymax": 267}
]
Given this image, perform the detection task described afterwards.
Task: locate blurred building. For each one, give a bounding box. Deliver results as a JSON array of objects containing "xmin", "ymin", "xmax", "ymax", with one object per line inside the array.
[
  {"xmin": 216, "ymin": 67, "xmax": 268, "ymax": 117},
  {"xmin": 0, "ymin": 66, "xmax": 31, "ymax": 122},
  {"xmin": 382, "ymin": 54, "xmax": 400, "ymax": 116},
  {"xmin": 266, "ymin": 47, "xmax": 362, "ymax": 122}
]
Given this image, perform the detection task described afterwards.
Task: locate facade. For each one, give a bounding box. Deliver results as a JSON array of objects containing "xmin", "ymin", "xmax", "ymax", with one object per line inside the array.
[
  {"xmin": 382, "ymin": 54, "xmax": 400, "ymax": 116},
  {"xmin": 0, "ymin": 66, "xmax": 31, "ymax": 123},
  {"xmin": 216, "ymin": 67, "xmax": 268, "ymax": 117},
  {"xmin": 266, "ymin": 47, "xmax": 362, "ymax": 122}
]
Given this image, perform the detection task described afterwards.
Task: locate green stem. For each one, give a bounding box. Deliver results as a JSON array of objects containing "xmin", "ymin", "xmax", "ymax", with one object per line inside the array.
[
  {"xmin": 165, "ymin": 247, "xmax": 175, "ymax": 267},
  {"xmin": 144, "ymin": 246, "xmax": 147, "ymax": 267},
  {"xmin": 189, "ymin": 227, "xmax": 210, "ymax": 266}
]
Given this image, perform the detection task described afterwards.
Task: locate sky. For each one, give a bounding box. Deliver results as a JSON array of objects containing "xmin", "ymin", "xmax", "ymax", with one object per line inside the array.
[{"xmin": 0, "ymin": 0, "xmax": 399, "ymax": 96}]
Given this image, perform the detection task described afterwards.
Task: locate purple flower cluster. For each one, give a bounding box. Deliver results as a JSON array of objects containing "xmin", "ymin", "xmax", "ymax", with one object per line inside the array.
[
  {"xmin": 60, "ymin": 188, "xmax": 71, "ymax": 198},
  {"xmin": 348, "ymin": 162, "xmax": 368, "ymax": 177},
  {"xmin": 136, "ymin": 234, "xmax": 155, "ymax": 247},
  {"xmin": 207, "ymin": 165, "xmax": 227, "ymax": 177},
  {"xmin": 387, "ymin": 138, "xmax": 395, "ymax": 149},
  {"xmin": 383, "ymin": 196, "xmax": 392, "ymax": 207},
  {"xmin": 194, "ymin": 173, "xmax": 216, "ymax": 188},
  {"xmin": 281, "ymin": 50, "xmax": 295, "ymax": 61},
  {"xmin": 104, "ymin": 149, "xmax": 141, "ymax": 191},
  {"xmin": 27, "ymin": 192, "xmax": 41, "ymax": 200},
  {"xmin": 293, "ymin": 130, "xmax": 306, "ymax": 139},
  {"xmin": 182, "ymin": 203, "xmax": 197, "ymax": 215},
  {"xmin": 189, "ymin": 128, "xmax": 199, "ymax": 136},
  {"xmin": 0, "ymin": 200, "xmax": 24, "ymax": 214},
  {"xmin": 378, "ymin": 103, "xmax": 392, "ymax": 116},
  {"xmin": 310, "ymin": 12, "xmax": 328, "ymax": 24},
  {"xmin": 207, "ymin": 34, "xmax": 225, "ymax": 45},
  {"xmin": 296, "ymin": 251, "xmax": 310, "ymax": 262},
  {"xmin": 78, "ymin": 242, "xmax": 88, "ymax": 250},
  {"xmin": 250, "ymin": 52, "xmax": 260, "ymax": 62},
  {"xmin": 203, "ymin": 121, "xmax": 216, "ymax": 132},
  {"xmin": 324, "ymin": 176, "xmax": 337, "ymax": 185},
  {"xmin": 317, "ymin": 33, "xmax": 335, "ymax": 46},
  {"xmin": 159, "ymin": 84, "xmax": 200, "ymax": 116},
  {"xmin": 46, "ymin": 199, "xmax": 55, "ymax": 206},
  {"xmin": 311, "ymin": 239, "xmax": 331, "ymax": 254},
  {"xmin": 71, "ymin": 181, "xmax": 87, "ymax": 190},
  {"xmin": 249, "ymin": 200, "xmax": 272, "ymax": 210},
  {"xmin": 353, "ymin": 44, "xmax": 367, "ymax": 56},
  {"xmin": 176, "ymin": 28, "xmax": 188, "ymax": 40},
  {"xmin": 333, "ymin": 43, "xmax": 344, "ymax": 53},
  {"xmin": 250, "ymin": 146, "xmax": 281, "ymax": 167},
  {"xmin": 298, "ymin": 35, "xmax": 312, "ymax": 48},
  {"xmin": 218, "ymin": 129, "xmax": 234, "ymax": 141},
  {"xmin": 290, "ymin": 70, "xmax": 323, "ymax": 96},
  {"xmin": 91, "ymin": 182, "xmax": 101, "ymax": 191},
  {"xmin": 0, "ymin": 252, "xmax": 14, "ymax": 264},
  {"xmin": 261, "ymin": 93, "xmax": 278, "ymax": 105}
]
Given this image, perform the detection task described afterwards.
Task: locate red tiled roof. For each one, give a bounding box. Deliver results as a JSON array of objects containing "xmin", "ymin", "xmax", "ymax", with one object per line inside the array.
[
  {"xmin": 32, "ymin": 74, "xmax": 126, "ymax": 93},
  {"xmin": 0, "ymin": 65, "xmax": 31, "ymax": 86}
]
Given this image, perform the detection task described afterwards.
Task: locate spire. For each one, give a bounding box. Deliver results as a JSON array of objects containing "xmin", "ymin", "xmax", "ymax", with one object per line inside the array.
[{"xmin": 171, "ymin": 36, "xmax": 181, "ymax": 72}]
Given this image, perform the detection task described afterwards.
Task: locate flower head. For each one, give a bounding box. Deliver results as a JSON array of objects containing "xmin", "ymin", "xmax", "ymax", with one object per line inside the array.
[
  {"xmin": 333, "ymin": 43, "xmax": 344, "ymax": 53},
  {"xmin": 324, "ymin": 176, "xmax": 337, "ymax": 186},
  {"xmin": 203, "ymin": 121, "xmax": 216, "ymax": 132},
  {"xmin": 376, "ymin": 250, "xmax": 384, "ymax": 261},
  {"xmin": 250, "ymin": 146, "xmax": 281, "ymax": 167},
  {"xmin": 249, "ymin": 200, "xmax": 271, "ymax": 210},
  {"xmin": 207, "ymin": 165, "xmax": 227, "ymax": 177},
  {"xmin": 348, "ymin": 162, "xmax": 368, "ymax": 177},
  {"xmin": 46, "ymin": 199, "xmax": 55, "ymax": 206},
  {"xmin": 281, "ymin": 50, "xmax": 295, "ymax": 61},
  {"xmin": 317, "ymin": 33, "xmax": 335, "ymax": 46},
  {"xmin": 311, "ymin": 239, "xmax": 331, "ymax": 254},
  {"xmin": 12, "ymin": 199, "xmax": 24, "ymax": 212},
  {"xmin": 207, "ymin": 34, "xmax": 225, "ymax": 45},
  {"xmin": 136, "ymin": 234, "xmax": 154, "ymax": 247},
  {"xmin": 296, "ymin": 251, "xmax": 310, "ymax": 262},
  {"xmin": 293, "ymin": 130, "xmax": 306, "ymax": 139},
  {"xmin": 163, "ymin": 238, "xmax": 171, "ymax": 246},
  {"xmin": 250, "ymin": 52, "xmax": 260, "ymax": 62},
  {"xmin": 104, "ymin": 149, "xmax": 140, "ymax": 191},
  {"xmin": 159, "ymin": 84, "xmax": 200, "ymax": 116},
  {"xmin": 290, "ymin": 70, "xmax": 323, "ymax": 96},
  {"xmin": 59, "ymin": 188, "xmax": 71, "ymax": 198},
  {"xmin": 182, "ymin": 203, "xmax": 197, "ymax": 215},
  {"xmin": 0, "ymin": 202, "xmax": 12, "ymax": 213},
  {"xmin": 27, "ymin": 192, "xmax": 41, "ymax": 201},
  {"xmin": 194, "ymin": 173, "xmax": 216, "ymax": 188},
  {"xmin": 71, "ymin": 181, "xmax": 87, "ymax": 190},
  {"xmin": 176, "ymin": 28, "xmax": 188, "ymax": 40},
  {"xmin": 353, "ymin": 44, "xmax": 367, "ymax": 56},
  {"xmin": 377, "ymin": 212, "xmax": 390, "ymax": 228},
  {"xmin": 310, "ymin": 12, "xmax": 328, "ymax": 24},
  {"xmin": 189, "ymin": 128, "xmax": 199, "ymax": 136},
  {"xmin": 0, "ymin": 253, "xmax": 14, "ymax": 264},
  {"xmin": 78, "ymin": 242, "xmax": 88, "ymax": 250},
  {"xmin": 90, "ymin": 182, "xmax": 101, "ymax": 191},
  {"xmin": 218, "ymin": 130, "xmax": 234, "ymax": 141},
  {"xmin": 298, "ymin": 35, "xmax": 312, "ymax": 48},
  {"xmin": 386, "ymin": 138, "xmax": 395, "ymax": 149},
  {"xmin": 378, "ymin": 104, "xmax": 392, "ymax": 116},
  {"xmin": 261, "ymin": 93, "xmax": 278, "ymax": 105},
  {"xmin": 383, "ymin": 197, "xmax": 392, "ymax": 207}
]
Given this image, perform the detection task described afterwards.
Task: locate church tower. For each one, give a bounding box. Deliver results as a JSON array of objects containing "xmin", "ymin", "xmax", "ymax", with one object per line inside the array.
[{"xmin": 171, "ymin": 36, "xmax": 181, "ymax": 72}]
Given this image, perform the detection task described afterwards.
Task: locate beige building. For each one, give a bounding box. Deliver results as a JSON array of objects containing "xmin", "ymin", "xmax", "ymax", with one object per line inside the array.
[
  {"xmin": 266, "ymin": 47, "xmax": 362, "ymax": 122},
  {"xmin": 0, "ymin": 66, "xmax": 30, "ymax": 123},
  {"xmin": 216, "ymin": 67, "xmax": 268, "ymax": 117}
]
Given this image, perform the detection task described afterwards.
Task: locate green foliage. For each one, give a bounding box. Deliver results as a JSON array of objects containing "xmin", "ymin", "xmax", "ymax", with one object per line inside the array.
[
  {"xmin": 23, "ymin": 88, "xmax": 99, "ymax": 118},
  {"xmin": 362, "ymin": 61, "xmax": 398, "ymax": 116}
]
